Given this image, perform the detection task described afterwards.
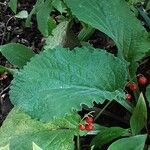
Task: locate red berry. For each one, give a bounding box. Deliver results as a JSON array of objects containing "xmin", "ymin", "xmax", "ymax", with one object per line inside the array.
[
  {"xmin": 85, "ymin": 124, "xmax": 94, "ymax": 131},
  {"xmin": 127, "ymin": 83, "xmax": 137, "ymax": 91},
  {"xmin": 85, "ymin": 117, "xmax": 94, "ymax": 124},
  {"xmin": 79, "ymin": 124, "xmax": 85, "ymax": 131},
  {"xmin": 126, "ymin": 94, "xmax": 132, "ymax": 101},
  {"xmin": 138, "ymin": 76, "xmax": 147, "ymax": 85}
]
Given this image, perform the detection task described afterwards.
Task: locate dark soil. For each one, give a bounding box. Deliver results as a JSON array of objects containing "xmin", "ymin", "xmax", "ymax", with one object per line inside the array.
[{"xmin": 0, "ymin": 1, "xmax": 150, "ymax": 150}]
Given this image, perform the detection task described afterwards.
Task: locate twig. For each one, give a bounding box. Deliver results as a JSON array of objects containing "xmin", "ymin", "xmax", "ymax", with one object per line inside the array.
[
  {"xmin": 94, "ymin": 101, "xmax": 112, "ymax": 121},
  {"xmin": 0, "ymin": 85, "xmax": 10, "ymax": 95},
  {"xmin": 1, "ymin": 16, "xmax": 14, "ymax": 45},
  {"xmin": 85, "ymin": 106, "xmax": 129, "ymax": 125}
]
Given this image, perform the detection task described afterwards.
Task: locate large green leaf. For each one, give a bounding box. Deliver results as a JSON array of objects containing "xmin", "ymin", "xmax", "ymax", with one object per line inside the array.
[
  {"xmin": 0, "ymin": 108, "xmax": 77, "ymax": 150},
  {"xmin": 91, "ymin": 127, "xmax": 129, "ymax": 148},
  {"xmin": 65, "ymin": 0, "xmax": 150, "ymax": 77},
  {"xmin": 10, "ymin": 46, "xmax": 129, "ymax": 122},
  {"xmin": 130, "ymin": 93, "xmax": 147, "ymax": 135},
  {"xmin": 107, "ymin": 134, "xmax": 147, "ymax": 150},
  {"xmin": 0, "ymin": 43, "xmax": 35, "ymax": 68}
]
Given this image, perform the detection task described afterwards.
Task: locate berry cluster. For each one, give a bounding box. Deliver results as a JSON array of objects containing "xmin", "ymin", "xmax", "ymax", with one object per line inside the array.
[
  {"xmin": 126, "ymin": 74, "xmax": 148, "ymax": 102},
  {"xmin": 79, "ymin": 116, "xmax": 94, "ymax": 131}
]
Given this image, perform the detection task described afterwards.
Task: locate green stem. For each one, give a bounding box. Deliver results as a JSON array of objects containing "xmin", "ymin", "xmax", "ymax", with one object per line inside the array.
[
  {"xmin": 77, "ymin": 134, "xmax": 80, "ymax": 150},
  {"xmin": 94, "ymin": 101, "xmax": 112, "ymax": 121}
]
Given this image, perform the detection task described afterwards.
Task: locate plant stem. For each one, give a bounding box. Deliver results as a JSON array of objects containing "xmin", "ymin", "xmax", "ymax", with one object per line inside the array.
[
  {"xmin": 94, "ymin": 101, "xmax": 112, "ymax": 121},
  {"xmin": 77, "ymin": 134, "xmax": 80, "ymax": 150}
]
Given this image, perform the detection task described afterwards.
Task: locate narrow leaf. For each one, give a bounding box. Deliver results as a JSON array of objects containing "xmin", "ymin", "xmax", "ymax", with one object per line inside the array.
[
  {"xmin": 10, "ymin": 46, "xmax": 130, "ymax": 122},
  {"xmin": 108, "ymin": 134, "xmax": 147, "ymax": 150},
  {"xmin": 130, "ymin": 93, "xmax": 147, "ymax": 135},
  {"xmin": 36, "ymin": 0, "xmax": 53, "ymax": 36},
  {"xmin": 25, "ymin": 0, "xmax": 45, "ymax": 27},
  {"xmin": 52, "ymin": 0, "xmax": 66, "ymax": 13},
  {"xmin": 146, "ymin": 85, "xmax": 150, "ymax": 102},
  {"xmin": 0, "ymin": 43, "xmax": 35, "ymax": 68},
  {"xmin": 8, "ymin": 0, "xmax": 17, "ymax": 14},
  {"xmin": 91, "ymin": 127, "xmax": 129, "ymax": 148}
]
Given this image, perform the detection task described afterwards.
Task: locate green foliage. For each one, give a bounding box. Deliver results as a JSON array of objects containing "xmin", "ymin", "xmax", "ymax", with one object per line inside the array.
[
  {"xmin": 107, "ymin": 134, "xmax": 147, "ymax": 150},
  {"xmin": 15, "ymin": 10, "xmax": 28, "ymax": 19},
  {"xmin": 130, "ymin": 93, "xmax": 147, "ymax": 135},
  {"xmin": 52, "ymin": 0, "xmax": 66, "ymax": 14},
  {"xmin": 8, "ymin": 0, "xmax": 17, "ymax": 14},
  {"xmin": 78, "ymin": 23, "xmax": 95, "ymax": 41},
  {"xmin": 25, "ymin": 0, "xmax": 45, "ymax": 27},
  {"xmin": 44, "ymin": 21, "xmax": 69, "ymax": 49},
  {"xmin": 91, "ymin": 127, "xmax": 129, "ymax": 148},
  {"xmin": 146, "ymin": 85, "xmax": 150, "ymax": 102},
  {"xmin": 65, "ymin": 0, "xmax": 150, "ymax": 78},
  {"xmin": 0, "ymin": 108, "xmax": 79, "ymax": 150},
  {"xmin": 2, "ymin": 0, "xmax": 150, "ymax": 149},
  {"xmin": 10, "ymin": 46, "xmax": 129, "ymax": 122},
  {"xmin": 0, "ymin": 144, "xmax": 9, "ymax": 150},
  {"xmin": 44, "ymin": 21, "xmax": 80, "ymax": 49},
  {"xmin": 127, "ymin": 0, "xmax": 144, "ymax": 4},
  {"xmin": 0, "ymin": 43, "xmax": 35, "ymax": 68},
  {"xmin": 36, "ymin": 0, "xmax": 53, "ymax": 37},
  {"xmin": 0, "ymin": 65, "xmax": 15, "ymax": 74}
]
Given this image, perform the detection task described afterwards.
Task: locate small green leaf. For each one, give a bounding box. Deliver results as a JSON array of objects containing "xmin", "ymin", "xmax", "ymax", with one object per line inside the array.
[
  {"xmin": 146, "ymin": 85, "xmax": 150, "ymax": 102},
  {"xmin": 36, "ymin": 0, "xmax": 53, "ymax": 36},
  {"xmin": 8, "ymin": 0, "xmax": 17, "ymax": 14},
  {"xmin": 130, "ymin": 93, "xmax": 147, "ymax": 135},
  {"xmin": 0, "ymin": 43, "xmax": 35, "ymax": 68},
  {"xmin": 44, "ymin": 21, "xmax": 69, "ymax": 49},
  {"xmin": 10, "ymin": 46, "xmax": 130, "ymax": 122},
  {"xmin": 15, "ymin": 10, "xmax": 28, "ymax": 19},
  {"xmin": 0, "ymin": 144, "xmax": 9, "ymax": 150},
  {"xmin": 0, "ymin": 108, "xmax": 75, "ymax": 150},
  {"xmin": 47, "ymin": 17, "xmax": 57, "ymax": 35},
  {"xmin": 91, "ymin": 127, "xmax": 129, "ymax": 148},
  {"xmin": 44, "ymin": 21, "xmax": 80, "ymax": 49},
  {"xmin": 146, "ymin": 1, "xmax": 150, "ymax": 10},
  {"xmin": 107, "ymin": 134, "xmax": 147, "ymax": 150}
]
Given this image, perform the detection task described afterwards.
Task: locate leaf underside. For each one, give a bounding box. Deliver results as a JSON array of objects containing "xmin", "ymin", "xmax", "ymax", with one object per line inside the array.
[
  {"xmin": 10, "ymin": 46, "xmax": 129, "ymax": 122},
  {"xmin": 0, "ymin": 108, "xmax": 76, "ymax": 150}
]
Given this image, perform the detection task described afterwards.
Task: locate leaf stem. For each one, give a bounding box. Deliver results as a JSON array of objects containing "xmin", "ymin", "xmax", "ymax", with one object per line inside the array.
[
  {"xmin": 77, "ymin": 134, "xmax": 80, "ymax": 150},
  {"xmin": 94, "ymin": 101, "xmax": 112, "ymax": 121}
]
